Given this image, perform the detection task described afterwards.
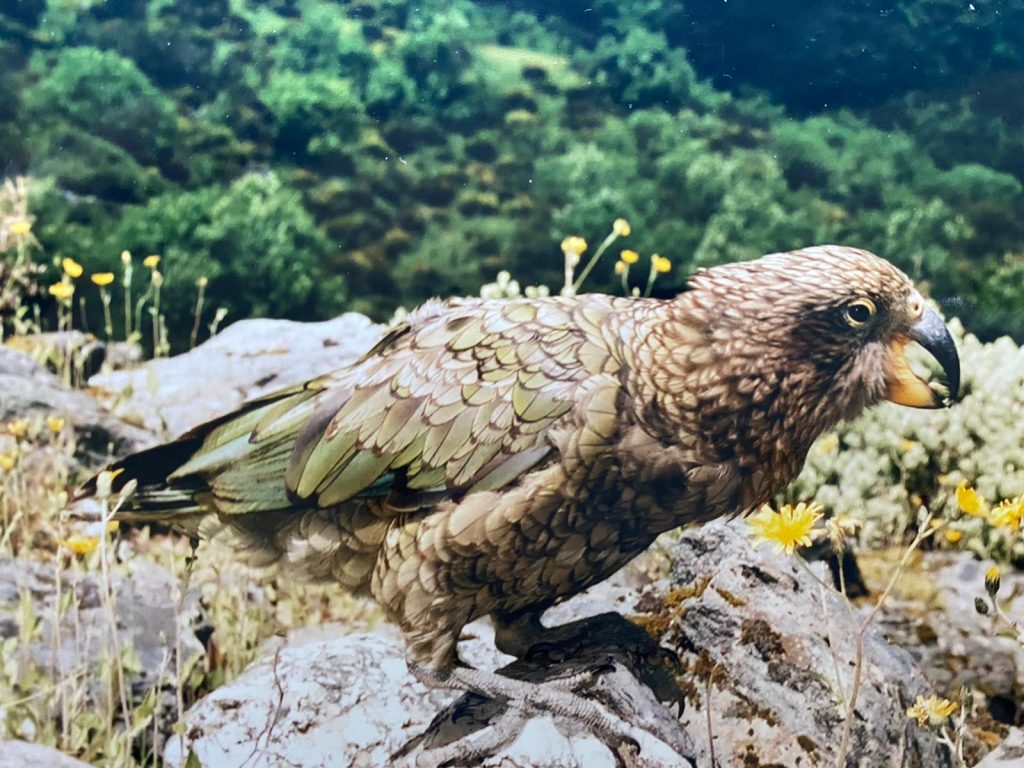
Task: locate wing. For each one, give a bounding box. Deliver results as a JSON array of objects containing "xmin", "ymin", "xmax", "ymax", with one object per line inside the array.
[
  {"xmin": 153, "ymin": 295, "xmax": 624, "ymax": 519},
  {"xmin": 281, "ymin": 296, "xmax": 621, "ymax": 509}
]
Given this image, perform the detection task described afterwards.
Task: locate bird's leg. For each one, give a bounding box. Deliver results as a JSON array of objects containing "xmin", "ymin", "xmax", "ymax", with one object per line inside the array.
[
  {"xmin": 408, "ymin": 660, "xmax": 642, "ymax": 749},
  {"xmin": 495, "ymin": 610, "xmax": 685, "ymax": 710},
  {"xmin": 392, "ymin": 685, "xmax": 526, "ymax": 768},
  {"xmin": 497, "ymin": 609, "xmax": 667, "ymax": 662},
  {"xmin": 402, "ymin": 655, "xmax": 696, "ymax": 766},
  {"xmin": 398, "ymin": 611, "xmax": 698, "ymax": 766}
]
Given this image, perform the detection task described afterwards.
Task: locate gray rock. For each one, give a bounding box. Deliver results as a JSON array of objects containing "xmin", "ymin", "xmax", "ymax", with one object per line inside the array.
[
  {"xmin": 89, "ymin": 313, "xmax": 383, "ymax": 437},
  {"xmin": 0, "ymin": 555, "xmax": 203, "ymax": 706},
  {"xmin": 0, "ymin": 740, "xmax": 92, "ymax": 768},
  {"xmin": 0, "ymin": 346, "xmax": 152, "ymax": 466},
  {"xmin": 3, "ymin": 331, "xmax": 142, "ymax": 379},
  {"xmin": 163, "ymin": 632, "xmax": 458, "ymax": 768},
  {"xmin": 663, "ymin": 520, "xmax": 949, "ymax": 767},
  {"xmin": 975, "ymin": 727, "xmax": 1024, "ymax": 767}
]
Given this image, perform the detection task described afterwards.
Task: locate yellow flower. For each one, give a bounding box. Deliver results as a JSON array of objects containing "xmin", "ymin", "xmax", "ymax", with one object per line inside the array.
[
  {"xmin": 47, "ymin": 415, "xmax": 65, "ymax": 433},
  {"xmin": 612, "ymin": 218, "xmax": 631, "ymax": 237},
  {"xmin": 62, "ymin": 258, "xmax": 84, "ymax": 278},
  {"xmin": 989, "ymin": 496, "xmax": 1023, "ymax": 532},
  {"xmin": 9, "ymin": 219, "xmax": 32, "ymax": 237},
  {"xmin": 121, "ymin": 249, "xmax": 132, "ymax": 265},
  {"xmin": 620, "ymin": 249, "xmax": 639, "ymax": 265},
  {"xmin": 7, "ymin": 418, "xmax": 28, "ymax": 439},
  {"xmin": 64, "ymin": 535, "xmax": 100, "ymax": 556},
  {"xmin": 560, "ymin": 236, "xmax": 587, "ymax": 256},
  {"xmin": 944, "ymin": 529, "xmax": 963, "ymax": 544},
  {"xmin": 48, "ymin": 281, "xmax": 75, "ymax": 301},
  {"xmin": 906, "ymin": 694, "xmax": 957, "ymax": 728},
  {"xmin": 143, "ymin": 254, "xmax": 161, "ymax": 269},
  {"xmin": 91, "ymin": 272, "xmax": 115, "ymax": 286},
  {"xmin": 652, "ymin": 254, "xmax": 671, "ymax": 273},
  {"xmin": 614, "ymin": 260, "xmax": 628, "ymax": 275},
  {"xmin": 748, "ymin": 502, "xmax": 824, "ymax": 556},
  {"xmin": 985, "ymin": 565, "xmax": 1001, "ymax": 597},
  {"xmin": 0, "ymin": 452, "xmax": 17, "ymax": 472},
  {"xmin": 955, "ymin": 481, "xmax": 986, "ymax": 517},
  {"xmin": 196, "ymin": 276, "xmax": 209, "ymax": 288}
]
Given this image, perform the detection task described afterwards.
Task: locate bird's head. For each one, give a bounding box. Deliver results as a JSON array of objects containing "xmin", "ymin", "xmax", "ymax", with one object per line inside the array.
[{"xmin": 685, "ymin": 245, "xmax": 960, "ymax": 426}]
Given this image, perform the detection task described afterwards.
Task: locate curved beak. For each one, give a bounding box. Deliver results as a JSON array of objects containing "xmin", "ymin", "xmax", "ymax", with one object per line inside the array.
[{"xmin": 884, "ymin": 306, "xmax": 960, "ymax": 409}]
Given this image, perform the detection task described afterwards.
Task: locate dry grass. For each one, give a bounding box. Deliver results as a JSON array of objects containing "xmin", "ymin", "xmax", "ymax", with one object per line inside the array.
[{"xmin": 0, "ymin": 176, "xmax": 380, "ymax": 766}]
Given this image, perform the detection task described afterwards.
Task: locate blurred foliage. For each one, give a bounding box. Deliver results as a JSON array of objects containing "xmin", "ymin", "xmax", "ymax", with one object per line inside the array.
[{"xmin": 0, "ymin": 0, "xmax": 1021, "ymax": 344}]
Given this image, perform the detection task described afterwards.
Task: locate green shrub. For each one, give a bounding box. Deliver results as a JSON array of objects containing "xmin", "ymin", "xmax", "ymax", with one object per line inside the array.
[
  {"xmin": 24, "ymin": 47, "xmax": 178, "ymax": 165},
  {"xmin": 258, "ymin": 70, "xmax": 363, "ymax": 156},
  {"xmin": 109, "ymin": 173, "xmax": 345, "ymax": 350}
]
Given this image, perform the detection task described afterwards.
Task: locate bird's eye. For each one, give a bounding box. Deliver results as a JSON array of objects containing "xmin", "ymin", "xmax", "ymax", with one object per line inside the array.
[{"xmin": 843, "ymin": 298, "xmax": 876, "ymax": 328}]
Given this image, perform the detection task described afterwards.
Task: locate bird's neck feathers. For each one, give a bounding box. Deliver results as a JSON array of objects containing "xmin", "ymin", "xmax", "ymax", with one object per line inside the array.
[{"xmin": 630, "ymin": 301, "xmax": 883, "ymax": 501}]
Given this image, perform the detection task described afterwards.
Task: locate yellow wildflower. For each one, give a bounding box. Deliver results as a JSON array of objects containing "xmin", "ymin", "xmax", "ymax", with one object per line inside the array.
[
  {"xmin": 64, "ymin": 535, "xmax": 100, "ymax": 556},
  {"xmin": 944, "ymin": 529, "xmax": 963, "ymax": 544},
  {"xmin": 62, "ymin": 258, "xmax": 84, "ymax": 278},
  {"xmin": 7, "ymin": 418, "xmax": 28, "ymax": 439},
  {"xmin": 614, "ymin": 260, "xmax": 627, "ymax": 275},
  {"xmin": 620, "ymin": 249, "xmax": 639, "ymax": 265},
  {"xmin": 9, "ymin": 219, "xmax": 32, "ymax": 237},
  {"xmin": 560, "ymin": 236, "xmax": 587, "ymax": 256},
  {"xmin": 47, "ymin": 415, "xmax": 65, "ymax": 433},
  {"xmin": 91, "ymin": 272, "xmax": 115, "ymax": 286},
  {"xmin": 989, "ymin": 496, "xmax": 1023, "ymax": 531},
  {"xmin": 48, "ymin": 281, "xmax": 75, "ymax": 301},
  {"xmin": 121, "ymin": 249, "xmax": 132, "ymax": 265},
  {"xmin": 0, "ymin": 452, "xmax": 17, "ymax": 471},
  {"xmin": 143, "ymin": 254, "xmax": 161, "ymax": 269},
  {"xmin": 196, "ymin": 276, "xmax": 209, "ymax": 288},
  {"xmin": 906, "ymin": 694, "xmax": 957, "ymax": 728},
  {"xmin": 955, "ymin": 481, "xmax": 986, "ymax": 517},
  {"xmin": 748, "ymin": 502, "xmax": 823, "ymax": 556},
  {"xmin": 985, "ymin": 565, "xmax": 1001, "ymax": 597},
  {"xmin": 652, "ymin": 254, "xmax": 671, "ymax": 273},
  {"xmin": 612, "ymin": 218, "xmax": 631, "ymax": 237}
]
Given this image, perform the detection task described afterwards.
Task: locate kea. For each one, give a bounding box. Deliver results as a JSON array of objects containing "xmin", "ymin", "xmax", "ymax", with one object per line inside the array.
[{"xmin": 75, "ymin": 245, "xmax": 959, "ymax": 755}]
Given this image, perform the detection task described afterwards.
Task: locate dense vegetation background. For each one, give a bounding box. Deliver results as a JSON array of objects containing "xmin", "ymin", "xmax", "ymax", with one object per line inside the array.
[{"xmin": 2, "ymin": 0, "xmax": 1023, "ymax": 349}]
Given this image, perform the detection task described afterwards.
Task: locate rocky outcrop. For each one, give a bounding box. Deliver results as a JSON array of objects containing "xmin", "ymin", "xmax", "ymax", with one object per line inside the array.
[
  {"xmin": 0, "ymin": 346, "xmax": 151, "ymax": 466},
  {"xmin": 0, "ymin": 740, "xmax": 93, "ymax": 768},
  {"xmin": 163, "ymin": 521, "xmax": 953, "ymax": 767},
  {"xmin": 662, "ymin": 522, "xmax": 949, "ymax": 767}
]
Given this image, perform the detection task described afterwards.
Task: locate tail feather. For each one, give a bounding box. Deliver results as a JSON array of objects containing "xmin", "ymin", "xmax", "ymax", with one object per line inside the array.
[
  {"xmin": 73, "ymin": 384, "xmax": 322, "ymax": 531},
  {"xmin": 71, "ymin": 379, "xmax": 392, "ymax": 592}
]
